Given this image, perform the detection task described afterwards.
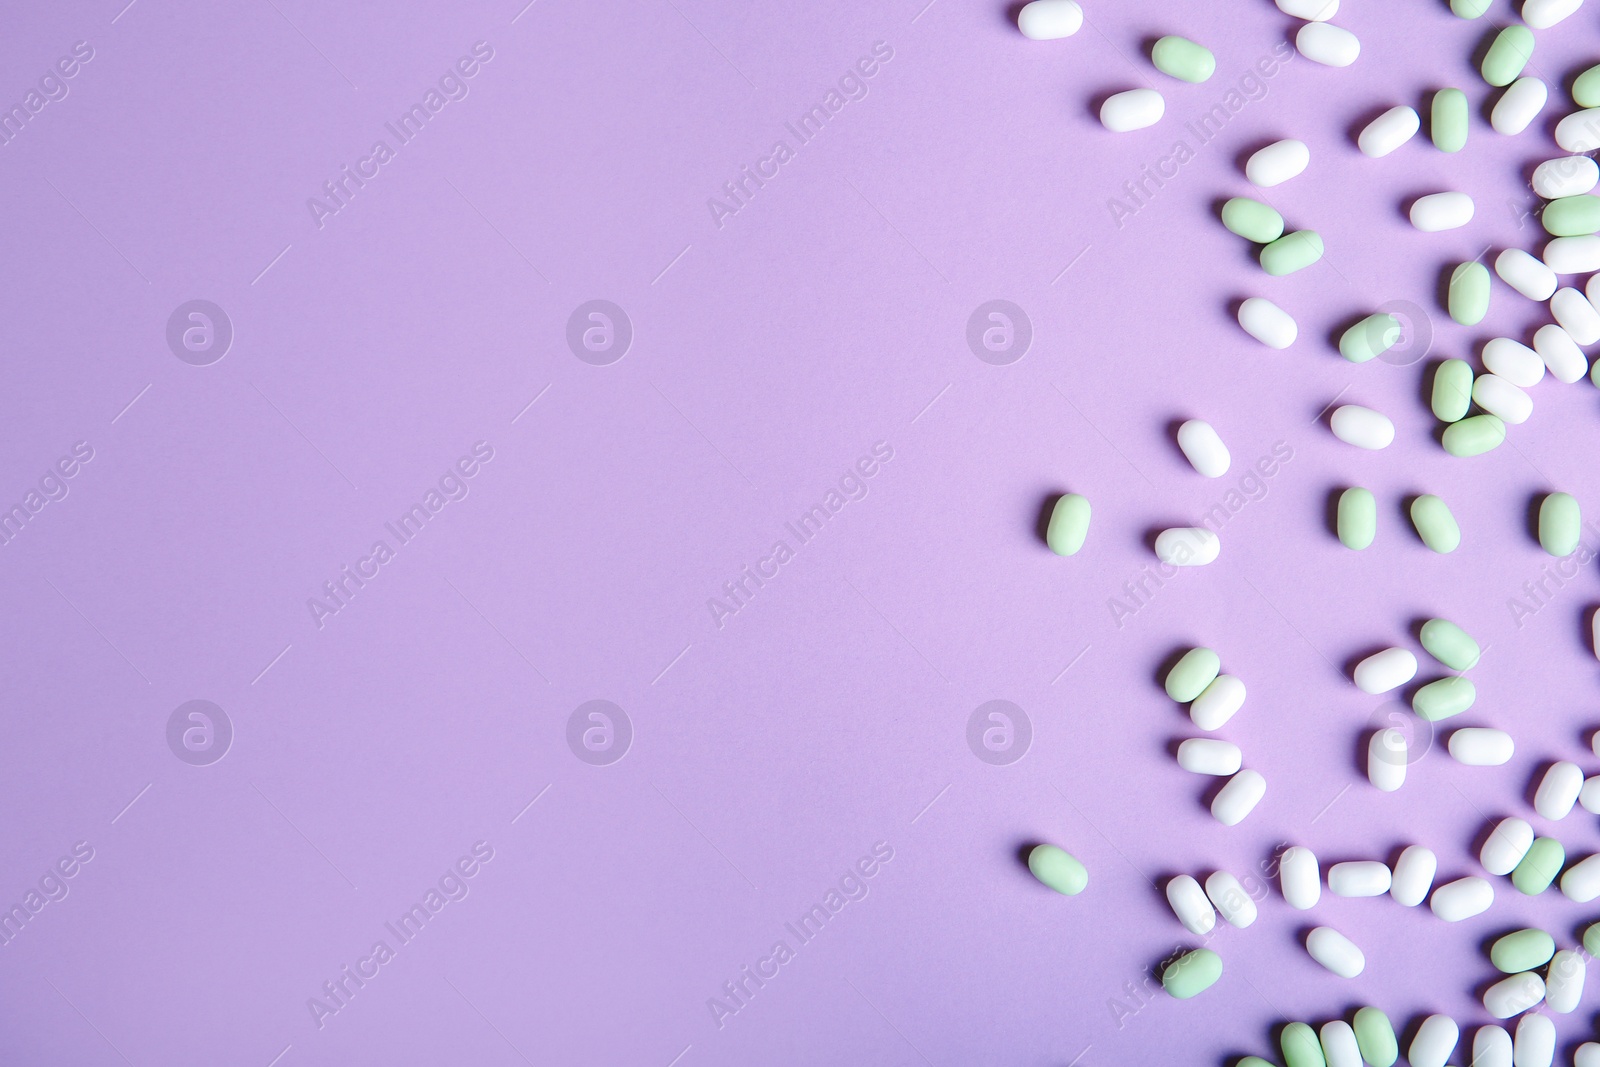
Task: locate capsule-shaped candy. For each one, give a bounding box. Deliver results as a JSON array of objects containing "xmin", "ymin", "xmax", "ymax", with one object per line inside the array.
[
  {"xmin": 1260, "ymin": 230, "xmax": 1323, "ymax": 275},
  {"xmin": 1151, "ymin": 36, "xmax": 1214, "ymax": 83},
  {"xmin": 1532, "ymin": 324, "xmax": 1587, "ymax": 384},
  {"xmin": 1320, "ymin": 1020, "xmax": 1361, "ymax": 1067},
  {"xmin": 1155, "ymin": 527, "xmax": 1219, "ymax": 566},
  {"xmin": 1544, "ymin": 235, "xmax": 1600, "ymax": 274},
  {"xmin": 1176, "ymin": 738, "xmax": 1241, "ymax": 775},
  {"xmin": 1431, "ymin": 875, "xmax": 1493, "ymax": 920},
  {"xmin": 1238, "ymin": 297, "xmax": 1297, "ymax": 348},
  {"xmin": 1473, "ymin": 1026, "xmax": 1512, "ymax": 1067},
  {"xmin": 1166, "ymin": 874, "xmax": 1215, "ymax": 935},
  {"xmin": 1017, "ymin": 0, "xmax": 1084, "ymax": 39},
  {"xmin": 1339, "ymin": 313, "xmax": 1400, "ymax": 362},
  {"xmin": 1432, "ymin": 359, "xmax": 1474, "ymax": 422},
  {"xmin": 1579, "ymin": 1042, "xmax": 1600, "ymax": 1067},
  {"xmin": 1391, "ymin": 845, "xmax": 1436, "ymax": 906},
  {"xmin": 1246, "ymin": 139, "xmax": 1309, "ymax": 187},
  {"xmin": 1483, "ymin": 337, "xmax": 1545, "ymax": 386},
  {"xmin": 1204, "ymin": 870, "xmax": 1257, "ymax": 927},
  {"xmin": 1482, "ymin": 26, "xmax": 1534, "ymax": 87},
  {"xmin": 1496, "ymin": 248, "xmax": 1559, "ymax": 299},
  {"xmin": 1524, "ymin": 0, "xmax": 1583, "ymax": 27},
  {"xmin": 1491, "ymin": 77, "xmax": 1547, "ymax": 135},
  {"xmin": 1449, "ymin": 262, "xmax": 1491, "ymax": 325},
  {"xmin": 1561, "ymin": 853, "xmax": 1600, "ymax": 902},
  {"xmin": 1330, "ymin": 405, "xmax": 1394, "ymax": 449},
  {"xmin": 1535, "ymin": 762, "xmax": 1583, "ymax": 821},
  {"xmin": 1328, "ymin": 860, "xmax": 1391, "ymax": 896},
  {"xmin": 1552, "ymin": 287, "xmax": 1600, "ymax": 343},
  {"xmin": 1277, "ymin": 0, "xmax": 1338, "ymax": 18},
  {"xmin": 1222, "ymin": 197, "xmax": 1284, "ymax": 243},
  {"xmin": 1368, "ymin": 729, "xmax": 1407, "ymax": 790},
  {"xmin": 1512, "ymin": 837, "xmax": 1564, "ymax": 894},
  {"xmin": 1432, "ymin": 88, "xmax": 1469, "ymax": 152},
  {"xmin": 1481, "ymin": 818, "xmax": 1534, "ymax": 876},
  {"xmin": 1100, "ymin": 89, "xmax": 1164, "ymax": 132},
  {"xmin": 1046, "ymin": 493, "xmax": 1091, "ymax": 556},
  {"xmin": 1280, "ymin": 845, "xmax": 1320, "ymax": 909},
  {"xmin": 1557, "ymin": 108, "xmax": 1600, "ymax": 153},
  {"xmin": 1353, "ymin": 1008, "xmax": 1398, "ymax": 1067},
  {"xmin": 1165, "ymin": 647, "xmax": 1219, "ymax": 702},
  {"xmin": 1471, "ymin": 374, "xmax": 1532, "ymax": 425},
  {"xmin": 1296, "ymin": 22, "xmax": 1359, "ymax": 66},
  {"xmin": 1490, "ymin": 928, "xmax": 1554, "ymax": 972},
  {"xmin": 1442, "ymin": 413, "xmax": 1506, "ymax": 456},
  {"xmin": 1338, "ymin": 487, "xmax": 1376, "ymax": 549},
  {"xmin": 1353, "ymin": 647, "xmax": 1417, "ymax": 694},
  {"xmin": 1421, "ymin": 618, "xmax": 1480, "ymax": 670},
  {"xmin": 1027, "ymin": 843, "xmax": 1089, "ymax": 894},
  {"xmin": 1281, "ymin": 1022, "xmax": 1324, "ymax": 1067},
  {"xmin": 1306, "ymin": 926, "xmax": 1364, "ymax": 977},
  {"xmin": 1546, "ymin": 949, "xmax": 1585, "ymax": 1012},
  {"xmin": 1412, "ymin": 676, "xmax": 1475, "ymax": 721},
  {"xmin": 1513, "ymin": 1013, "xmax": 1554, "ymax": 1066},
  {"xmin": 1484, "ymin": 971, "xmax": 1545, "ymax": 1018},
  {"xmin": 1532, "ymin": 156, "xmax": 1599, "ymax": 200},
  {"xmin": 1449, "ymin": 727, "xmax": 1514, "ymax": 765},
  {"xmin": 1176, "ymin": 419, "xmax": 1231, "ymax": 477},
  {"xmin": 1539, "ymin": 493, "xmax": 1581, "ymax": 557},
  {"xmin": 1358, "ymin": 106, "xmax": 1419, "ymax": 157},
  {"xmin": 1542, "ymin": 196, "xmax": 1600, "ymax": 239},
  {"xmin": 1581, "ymin": 775, "xmax": 1600, "ymax": 814},
  {"xmin": 1160, "ymin": 947, "xmax": 1221, "ymax": 998},
  {"xmin": 1409, "ymin": 1014, "xmax": 1459, "ymax": 1067},
  {"xmin": 1411, "ymin": 191, "xmax": 1475, "ymax": 231},
  {"xmin": 1211, "ymin": 768, "xmax": 1265, "ymax": 825},
  {"xmin": 1410, "ymin": 494, "xmax": 1460, "ymax": 553}
]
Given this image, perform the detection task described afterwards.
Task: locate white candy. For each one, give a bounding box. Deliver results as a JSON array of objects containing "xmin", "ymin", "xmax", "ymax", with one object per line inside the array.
[
  {"xmin": 1578, "ymin": 1043, "xmax": 1600, "ymax": 1067},
  {"xmin": 1472, "ymin": 374, "xmax": 1533, "ymax": 425},
  {"xmin": 1474, "ymin": 1025, "xmax": 1513, "ymax": 1067},
  {"xmin": 1190, "ymin": 674, "xmax": 1245, "ymax": 731},
  {"xmin": 1410, "ymin": 191, "xmax": 1475, "ymax": 232},
  {"xmin": 1581, "ymin": 774, "xmax": 1600, "ymax": 813},
  {"xmin": 1545, "ymin": 235, "xmax": 1600, "ymax": 274},
  {"xmin": 1556, "ymin": 108, "xmax": 1600, "ymax": 153},
  {"xmin": 1166, "ymin": 874, "xmax": 1215, "ymax": 935},
  {"xmin": 1176, "ymin": 738, "xmax": 1241, "ymax": 775},
  {"xmin": 1391, "ymin": 845, "xmax": 1436, "ymax": 906},
  {"xmin": 1306, "ymin": 926, "xmax": 1364, "ymax": 978},
  {"xmin": 1560, "ymin": 854, "xmax": 1600, "ymax": 902},
  {"xmin": 1483, "ymin": 337, "xmax": 1546, "ymax": 386},
  {"xmin": 1481, "ymin": 817, "xmax": 1535, "ymax": 876},
  {"xmin": 1100, "ymin": 89, "xmax": 1164, "ymax": 132},
  {"xmin": 1524, "ymin": 0, "xmax": 1584, "ymax": 27},
  {"xmin": 1358, "ymin": 106, "xmax": 1419, "ymax": 157},
  {"xmin": 1535, "ymin": 761, "xmax": 1584, "ymax": 819},
  {"xmin": 1546, "ymin": 949, "xmax": 1586, "ymax": 1012},
  {"xmin": 1320, "ymin": 1021, "xmax": 1362, "ymax": 1067},
  {"xmin": 1330, "ymin": 405, "xmax": 1394, "ymax": 450},
  {"xmin": 1176, "ymin": 419, "xmax": 1232, "ymax": 476},
  {"xmin": 1532, "ymin": 324, "xmax": 1588, "ymax": 384},
  {"xmin": 1368, "ymin": 728, "xmax": 1407, "ymax": 791},
  {"xmin": 1514, "ymin": 1013, "xmax": 1555, "ymax": 1067},
  {"xmin": 1237, "ymin": 297, "xmax": 1297, "ymax": 348},
  {"xmin": 1587, "ymin": 272, "xmax": 1600, "ymax": 323},
  {"xmin": 1484, "ymin": 971, "xmax": 1545, "ymax": 1018},
  {"xmin": 1410, "ymin": 1014, "xmax": 1459, "ymax": 1067},
  {"xmin": 1155, "ymin": 527, "xmax": 1220, "ymax": 566},
  {"xmin": 1277, "ymin": 0, "xmax": 1339, "ymax": 18},
  {"xmin": 1532, "ymin": 156, "xmax": 1599, "ymax": 199},
  {"xmin": 1204, "ymin": 870, "xmax": 1257, "ymax": 927},
  {"xmin": 1430, "ymin": 875, "xmax": 1493, "ymax": 920},
  {"xmin": 1491, "ymin": 77, "xmax": 1548, "ymax": 135},
  {"xmin": 1211, "ymin": 768, "xmax": 1265, "ymax": 825},
  {"xmin": 1553, "ymin": 287, "xmax": 1600, "ymax": 345},
  {"xmin": 1327, "ymin": 860, "xmax": 1391, "ymax": 896},
  {"xmin": 1245, "ymin": 139, "xmax": 1309, "ymax": 187},
  {"xmin": 1016, "ymin": 0, "xmax": 1083, "ymax": 39},
  {"xmin": 1449, "ymin": 728, "xmax": 1515, "ymax": 766},
  {"xmin": 1353, "ymin": 647, "xmax": 1416, "ymax": 694},
  {"xmin": 1497, "ymin": 248, "xmax": 1559, "ymax": 300},
  {"xmin": 1296, "ymin": 22, "xmax": 1359, "ymax": 66},
  {"xmin": 1280, "ymin": 845, "xmax": 1320, "ymax": 909}
]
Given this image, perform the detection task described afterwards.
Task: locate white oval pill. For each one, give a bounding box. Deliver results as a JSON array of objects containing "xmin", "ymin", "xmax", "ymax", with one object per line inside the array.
[
  {"xmin": 1411, "ymin": 191, "xmax": 1475, "ymax": 232},
  {"xmin": 1016, "ymin": 0, "xmax": 1083, "ymax": 39},
  {"xmin": 1280, "ymin": 845, "xmax": 1320, "ymax": 909},
  {"xmin": 1556, "ymin": 108, "xmax": 1600, "ymax": 153},
  {"xmin": 1431, "ymin": 875, "xmax": 1493, "ymax": 920},
  {"xmin": 1472, "ymin": 373, "xmax": 1533, "ymax": 425},
  {"xmin": 1237, "ymin": 297, "xmax": 1297, "ymax": 348},
  {"xmin": 1532, "ymin": 324, "xmax": 1587, "ymax": 384},
  {"xmin": 1166, "ymin": 874, "xmax": 1215, "ymax": 935},
  {"xmin": 1155, "ymin": 527, "xmax": 1220, "ymax": 566},
  {"xmin": 1353, "ymin": 647, "xmax": 1417, "ymax": 694},
  {"xmin": 1100, "ymin": 88, "xmax": 1164, "ymax": 132},
  {"xmin": 1545, "ymin": 235, "xmax": 1600, "ymax": 274},
  {"xmin": 1277, "ymin": 0, "xmax": 1338, "ymax": 19},
  {"xmin": 1524, "ymin": 0, "xmax": 1583, "ymax": 27},
  {"xmin": 1560, "ymin": 854, "xmax": 1600, "ymax": 902},
  {"xmin": 1245, "ymin": 139, "xmax": 1309, "ymax": 187},
  {"xmin": 1328, "ymin": 860, "xmax": 1391, "ymax": 896},
  {"xmin": 1190, "ymin": 674, "xmax": 1245, "ymax": 731},
  {"xmin": 1358, "ymin": 106, "xmax": 1419, "ymax": 157},
  {"xmin": 1535, "ymin": 761, "xmax": 1583, "ymax": 820},
  {"xmin": 1491, "ymin": 77, "xmax": 1547, "ymax": 135},
  {"xmin": 1482, "ymin": 817, "xmax": 1535, "ymax": 876},
  {"xmin": 1546, "ymin": 949, "xmax": 1586, "ymax": 1012},
  {"xmin": 1368, "ymin": 728, "xmax": 1407, "ymax": 791},
  {"xmin": 1204, "ymin": 870, "xmax": 1257, "ymax": 927},
  {"xmin": 1211, "ymin": 768, "xmax": 1265, "ymax": 825},
  {"xmin": 1581, "ymin": 775, "xmax": 1600, "ymax": 813},
  {"xmin": 1578, "ymin": 1041, "xmax": 1600, "ymax": 1067},
  {"xmin": 1475, "ymin": 1026, "xmax": 1513, "ymax": 1067},
  {"xmin": 1176, "ymin": 737, "xmax": 1241, "ymax": 775},
  {"xmin": 1410, "ymin": 1014, "xmax": 1459, "ymax": 1067},
  {"xmin": 1391, "ymin": 845, "xmax": 1437, "ymax": 906},
  {"xmin": 1449, "ymin": 728, "xmax": 1515, "ymax": 766},
  {"xmin": 1177, "ymin": 419, "xmax": 1232, "ymax": 476},
  {"xmin": 1533, "ymin": 156, "xmax": 1599, "ymax": 199},
  {"xmin": 1306, "ymin": 926, "xmax": 1364, "ymax": 977},
  {"xmin": 1514, "ymin": 1013, "xmax": 1554, "ymax": 1066},
  {"xmin": 1321, "ymin": 1020, "xmax": 1362, "ymax": 1067},
  {"xmin": 1552, "ymin": 287, "xmax": 1600, "ymax": 344},
  {"xmin": 1330, "ymin": 405, "xmax": 1394, "ymax": 450},
  {"xmin": 1483, "ymin": 337, "xmax": 1546, "ymax": 386},
  {"xmin": 1296, "ymin": 22, "xmax": 1359, "ymax": 66},
  {"xmin": 1497, "ymin": 248, "xmax": 1559, "ymax": 300},
  {"xmin": 1485, "ymin": 971, "xmax": 1545, "ymax": 1018}
]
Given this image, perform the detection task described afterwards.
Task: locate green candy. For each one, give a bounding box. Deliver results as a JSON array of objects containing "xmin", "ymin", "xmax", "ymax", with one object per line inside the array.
[
  {"xmin": 1432, "ymin": 88, "xmax": 1469, "ymax": 152},
  {"xmin": 1540, "ymin": 492, "xmax": 1581, "ymax": 556},
  {"xmin": 1222, "ymin": 197, "xmax": 1285, "ymax": 243},
  {"xmin": 1412, "ymin": 676, "xmax": 1475, "ymax": 721},
  {"xmin": 1353, "ymin": 1007, "xmax": 1398, "ymax": 1067},
  {"xmin": 1337, "ymin": 487, "xmax": 1376, "ymax": 550},
  {"xmin": 1490, "ymin": 928, "xmax": 1555, "ymax": 973},
  {"xmin": 1442, "ymin": 414, "xmax": 1505, "ymax": 456},
  {"xmin": 1236, "ymin": 1060, "xmax": 1275, "ymax": 1067},
  {"xmin": 1585, "ymin": 922, "xmax": 1600, "ymax": 958},
  {"xmin": 1576, "ymin": 64, "xmax": 1600, "ymax": 108},
  {"xmin": 1410, "ymin": 494, "xmax": 1460, "ymax": 553},
  {"xmin": 1260, "ymin": 230, "xmax": 1323, "ymax": 276},
  {"xmin": 1046, "ymin": 493, "xmax": 1091, "ymax": 556},
  {"xmin": 1451, "ymin": 0, "xmax": 1492, "ymax": 15},
  {"xmin": 1512, "ymin": 837, "xmax": 1565, "ymax": 895},
  {"xmin": 1432, "ymin": 359, "xmax": 1474, "ymax": 422},
  {"xmin": 1152, "ymin": 36, "xmax": 1215, "ymax": 83},
  {"xmin": 1482, "ymin": 27, "xmax": 1534, "ymax": 87},
  {"xmin": 1448, "ymin": 262, "xmax": 1491, "ymax": 325},
  {"xmin": 1543, "ymin": 195, "xmax": 1600, "ymax": 237},
  {"xmin": 1160, "ymin": 948, "xmax": 1221, "ymax": 999},
  {"xmin": 1281, "ymin": 1022, "xmax": 1326, "ymax": 1067},
  {"xmin": 1026, "ymin": 844, "xmax": 1087, "ymax": 895},
  {"xmin": 1420, "ymin": 618, "xmax": 1480, "ymax": 671},
  {"xmin": 1165, "ymin": 647, "xmax": 1220, "ymax": 703},
  {"xmin": 1339, "ymin": 313, "xmax": 1401, "ymax": 362}
]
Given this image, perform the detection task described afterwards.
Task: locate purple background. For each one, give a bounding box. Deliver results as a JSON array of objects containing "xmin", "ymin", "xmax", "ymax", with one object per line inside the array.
[{"xmin": 5, "ymin": 0, "xmax": 1600, "ymax": 1063}]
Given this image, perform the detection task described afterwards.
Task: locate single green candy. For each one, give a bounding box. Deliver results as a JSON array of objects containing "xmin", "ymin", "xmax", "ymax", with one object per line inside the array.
[
  {"xmin": 1160, "ymin": 947, "xmax": 1221, "ymax": 999},
  {"xmin": 1339, "ymin": 314, "xmax": 1401, "ymax": 362},
  {"xmin": 1540, "ymin": 492, "xmax": 1581, "ymax": 556},
  {"xmin": 1420, "ymin": 618, "xmax": 1480, "ymax": 671},
  {"xmin": 1222, "ymin": 197, "xmax": 1284, "ymax": 243},
  {"xmin": 1432, "ymin": 88, "xmax": 1469, "ymax": 152},
  {"xmin": 1542, "ymin": 195, "xmax": 1600, "ymax": 237},
  {"xmin": 1353, "ymin": 1007, "xmax": 1399, "ymax": 1067},
  {"xmin": 1260, "ymin": 230, "xmax": 1324, "ymax": 276},
  {"xmin": 1410, "ymin": 494, "xmax": 1460, "ymax": 553},
  {"xmin": 1432, "ymin": 359, "xmax": 1474, "ymax": 422},
  {"xmin": 1451, "ymin": 0, "xmax": 1492, "ymax": 15},
  {"xmin": 1593, "ymin": 358, "xmax": 1600, "ymax": 388},
  {"xmin": 1412, "ymin": 676, "xmax": 1476, "ymax": 721},
  {"xmin": 1281, "ymin": 1022, "xmax": 1326, "ymax": 1067},
  {"xmin": 1165, "ymin": 647, "xmax": 1220, "ymax": 703},
  {"xmin": 1047, "ymin": 493, "xmax": 1091, "ymax": 556},
  {"xmin": 1337, "ymin": 487, "xmax": 1376, "ymax": 550},
  {"xmin": 1442, "ymin": 414, "xmax": 1505, "ymax": 456},
  {"xmin": 1448, "ymin": 262, "xmax": 1491, "ymax": 325},
  {"xmin": 1512, "ymin": 837, "xmax": 1565, "ymax": 894},
  {"xmin": 1026, "ymin": 844, "xmax": 1087, "ymax": 895},
  {"xmin": 1585, "ymin": 922, "xmax": 1600, "ymax": 958},
  {"xmin": 1482, "ymin": 26, "xmax": 1534, "ymax": 88},
  {"xmin": 1576, "ymin": 64, "xmax": 1600, "ymax": 108},
  {"xmin": 1152, "ymin": 36, "xmax": 1215, "ymax": 83},
  {"xmin": 1236, "ymin": 1060, "xmax": 1275, "ymax": 1067},
  {"xmin": 1490, "ymin": 928, "xmax": 1555, "ymax": 973}
]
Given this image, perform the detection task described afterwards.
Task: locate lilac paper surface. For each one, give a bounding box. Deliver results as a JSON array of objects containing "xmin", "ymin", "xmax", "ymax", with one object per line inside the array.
[{"xmin": 4, "ymin": 0, "xmax": 1600, "ymax": 1063}]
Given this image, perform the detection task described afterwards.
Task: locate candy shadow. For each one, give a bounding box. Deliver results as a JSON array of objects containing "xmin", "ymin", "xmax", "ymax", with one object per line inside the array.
[
  {"xmin": 1526, "ymin": 492, "xmax": 1548, "ymax": 545},
  {"xmin": 1323, "ymin": 486, "xmax": 1346, "ymax": 539},
  {"xmin": 1035, "ymin": 493, "xmax": 1063, "ymax": 548},
  {"xmin": 1398, "ymin": 494, "xmax": 1425, "ymax": 546}
]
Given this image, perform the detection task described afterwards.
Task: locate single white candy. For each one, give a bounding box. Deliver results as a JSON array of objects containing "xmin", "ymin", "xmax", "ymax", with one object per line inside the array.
[
  {"xmin": 1204, "ymin": 870, "xmax": 1257, "ymax": 927},
  {"xmin": 1391, "ymin": 845, "xmax": 1436, "ymax": 906},
  {"xmin": 1532, "ymin": 324, "xmax": 1587, "ymax": 384},
  {"xmin": 1581, "ymin": 774, "xmax": 1600, "ymax": 813},
  {"xmin": 1320, "ymin": 1020, "xmax": 1362, "ymax": 1067},
  {"xmin": 1556, "ymin": 108, "xmax": 1600, "ymax": 153},
  {"xmin": 1497, "ymin": 248, "xmax": 1559, "ymax": 300},
  {"xmin": 1177, "ymin": 419, "xmax": 1232, "ymax": 476},
  {"xmin": 1449, "ymin": 728, "xmax": 1514, "ymax": 766},
  {"xmin": 1367, "ymin": 728, "xmax": 1406, "ymax": 791},
  {"xmin": 1544, "ymin": 235, "xmax": 1600, "ymax": 274},
  {"xmin": 1579, "ymin": 1042, "xmax": 1600, "ymax": 1067},
  {"xmin": 1358, "ymin": 106, "xmax": 1419, "ymax": 157},
  {"xmin": 1155, "ymin": 527, "xmax": 1220, "ymax": 566},
  {"xmin": 1165, "ymin": 874, "xmax": 1215, "ymax": 935},
  {"xmin": 1560, "ymin": 854, "xmax": 1600, "ymax": 902},
  {"xmin": 1524, "ymin": 0, "xmax": 1584, "ymax": 27},
  {"xmin": 1410, "ymin": 1014, "xmax": 1459, "ymax": 1067},
  {"xmin": 1306, "ymin": 926, "xmax": 1364, "ymax": 977},
  {"xmin": 1237, "ymin": 297, "xmax": 1297, "ymax": 348},
  {"xmin": 1277, "ymin": 0, "xmax": 1339, "ymax": 19},
  {"xmin": 1474, "ymin": 1025, "xmax": 1513, "ymax": 1067},
  {"xmin": 1016, "ymin": 0, "xmax": 1083, "ymax": 39},
  {"xmin": 1211, "ymin": 768, "xmax": 1265, "ymax": 825},
  {"xmin": 1176, "ymin": 737, "xmax": 1241, "ymax": 775},
  {"xmin": 1100, "ymin": 89, "xmax": 1164, "ymax": 132},
  {"xmin": 1514, "ymin": 1013, "xmax": 1555, "ymax": 1066},
  {"xmin": 1328, "ymin": 860, "xmax": 1391, "ymax": 896},
  {"xmin": 1296, "ymin": 22, "xmax": 1359, "ymax": 66},
  {"xmin": 1280, "ymin": 845, "xmax": 1320, "ymax": 909},
  {"xmin": 1546, "ymin": 949, "xmax": 1586, "ymax": 1012},
  {"xmin": 1491, "ymin": 77, "xmax": 1547, "ymax": 135},
  {"xmin": 1245, "ymin": 139, "xmax": 1309, "ymax": 187},
  {"xmin": 1586, "ymin": 272, "xmax": 1600, "ymax": 324},
  {"xmin": 1353, "ymin": 647, "xmax": 1416, "ymax": 694},
  {"xmin": 1190, "ymin": 674, "xmax": 1246, "ymax": 731},
  {"xmin": 1483, "ymin": 337, "xmax": 1546, "ymax": 387},
  {"xmin": 1410, "ymin": 191, "xmax": 1475, "ymax": 232},
  {"xmin": 1481, "ymin": 817, "xmax": 1535, "ymax": 876},
  {"xmin": 1553, "ymin": 287, "xmax": 1600, "ymax": 345},
  {"xmin": 1535, "ymin": 761, "xmax": 1584, "ymax": 819},
  {"xmin": 1532, "ymin": 156, "xmax": 1600, "ymax": 199},
  {"xmin": 1484, "ymin": 971, "xmax": 1545, "ymax": 1018},
  {"xmin": 1471, "ymin": 374, "xmax": 1533, "ymax": 425},
  {"xmin": 1330, "ymin": 405, "xmax": 1394, "ymax": 450},
  {"xmin": 1430, "ymin": 875, "xmax": 1493, "ymax": 920}
]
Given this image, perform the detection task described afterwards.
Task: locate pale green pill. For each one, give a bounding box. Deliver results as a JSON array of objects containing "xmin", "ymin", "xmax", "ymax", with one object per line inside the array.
[
  {"xmin": 1412, "ymin": 676, "xmax": 1476, "ymax": 720},
  {"xmin": 1542, "ymin": 195, "xmax": 1600, "ymax": 237},
  {"xmin": 1420, "ymin": 618, "xmax": 1480, "ymax": 671},
  {"xmin": 1451, "ymin": 0, "xmax": 1492, "ymax": 15},
  {"xmin": 1281, "ymin": 1022, "xmax": 1326, "ymax": 1067},
  {"xmin": 1339, "ymin": 314, "xmax": 1400, "ymax": 362},
  {"xmin": 1585, "ymin": 922, "xmax": 1600, "ymax": 958},
  {"xmin": 1540, "ymin": 492, "xmax": 1581, "ymax": 556},
  {"xmin": 1576, "ymin": 64, "xmax": 1600, "ymax": 108},
  {"xmin": 1222, "ymin": 197, "xmax": 1284, "ymax": 243},
  {"xmin": 1411, "ymin": 495, "xmax": 1460, "ymax": 553},
  {"xmin": 1260, "ymin": 230, "xmax": 1324, "ymax": 276},
  {"xmin": 1236, "ymin": 1060, "xmax": 1274, "ymax": 1067},
  {"xmin": 1432, "ymin": 359, "xmax": 1474, "ymax": 422},
  {"xmin": 1442, "ymin": 413, "xmax": 1506, "ymax": 456},
  {"xmin": 1448, "ymin": 262, "xmax": 1490, "ymax": 325},
  {"xmin": 1165, "ymin": 647, "xmax": 1220, "ymax": 702},
  {"xmin": 1027, "ymin": 844, "xmax": 1087, "ymax": 895},
  {"xmin": 1432, "ymin": 88, "xmax": 1469, "ymax": 152},
  {"xmin": 1482, "ymin": 26, "xmax": 1534, "ymax": 87},
  {"xmin": 1152, "ymin": 36, "xmax": 1215, "ymax": 83},
  {"xmin": 1512, "ymin": 837, "xmax": 1564, "ymax": 894},
  {"xmin": 1353, "ymin": 1007, "xmax": 1399, "ymax": 1067},
  {"xmin": 1047, "ymin": 493, "xmax": 1091, "ymax": 556},
  {"xmin": 1161, "ymin": 948, "xmax": 1221, "ymax": 998},
  {"xmin": 1337, "ymin": 488, "xmax": 1376, "ymax": 549},
  {"xmin": 1490, "ymin": 928, "xmax": 1555, "ymax": 972}
]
